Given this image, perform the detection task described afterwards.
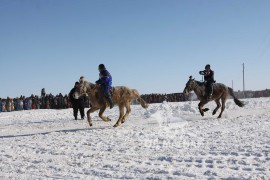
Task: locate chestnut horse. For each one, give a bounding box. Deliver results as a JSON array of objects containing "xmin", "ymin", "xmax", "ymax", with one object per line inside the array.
[{"xmin": 77, "ymin": 80, "xmax": 149, "ymax": 127}]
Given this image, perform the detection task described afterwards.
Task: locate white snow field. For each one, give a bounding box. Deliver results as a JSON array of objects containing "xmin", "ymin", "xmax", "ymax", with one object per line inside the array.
[{"xmin": 1, "ymin": 98, "xmax": 270, "ymax": 179}]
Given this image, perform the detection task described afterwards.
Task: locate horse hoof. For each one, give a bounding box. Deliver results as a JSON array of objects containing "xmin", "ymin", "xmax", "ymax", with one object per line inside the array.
[
  {"xmin": 89, "ymin": 123, "xmax": 93, "ymax": 127},
  {"xmin": 203, "ymin": 108, "xmax": 210, "ymax": 112},
  {"xmin": 212, "ymin": 111, "xmax": 216, "ymax": 115},
  {"xmin": 121, "ymin": 120, "xmax": 125, "ymax": 124},
  {"xmin": 217, "ymin": 116, "xmax": 221, "ymax": 119},
  {"xmin": 113, "ymin": 124, "xmax": 118, "ymax": 128},
  {"xmin": 108, "ymin": 118, "xmax": 112, "ymax": 122}
]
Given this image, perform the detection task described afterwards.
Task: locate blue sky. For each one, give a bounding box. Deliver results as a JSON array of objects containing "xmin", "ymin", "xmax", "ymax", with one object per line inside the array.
[{"xmin": 1, "ymin": 0, "xmax": 270, "ymax": 97}]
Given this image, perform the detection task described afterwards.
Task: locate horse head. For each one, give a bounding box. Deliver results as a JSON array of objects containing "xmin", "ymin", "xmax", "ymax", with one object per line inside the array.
[
  {"xmin": 77, "ymin": 77, "xmax": 99, "ymax": 96},
  {"xmin": 183, "ymin": 76, "xmax": 196, "ymax": 95}
]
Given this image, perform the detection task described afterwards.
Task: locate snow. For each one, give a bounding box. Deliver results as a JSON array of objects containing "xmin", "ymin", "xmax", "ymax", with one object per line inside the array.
[{"xmin": 1, "ymin": 98, "xmax": 270, "ymax": 179}]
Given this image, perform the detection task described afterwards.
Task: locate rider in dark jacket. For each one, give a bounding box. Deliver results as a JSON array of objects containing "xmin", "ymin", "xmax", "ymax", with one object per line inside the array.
[
  {"xmin": 69, "ymin": 82, "xmax": 85, "ymax": 120},
  {"xmin": 95, "ymin": 64, "xmax": 114, "ymax": 109},
  {"xmin": 199, "ymin": 64, "xmax": 215, "ymax": 101}
]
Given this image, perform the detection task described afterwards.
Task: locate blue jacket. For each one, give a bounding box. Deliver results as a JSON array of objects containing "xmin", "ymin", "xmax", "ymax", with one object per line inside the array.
[
  {"xmin": 0, "ymin": 100, "xmax": 2, "ymax": 112},
  {"xmin": 96, "ymin": 69, "xmax": 112, "ymax": 87}
]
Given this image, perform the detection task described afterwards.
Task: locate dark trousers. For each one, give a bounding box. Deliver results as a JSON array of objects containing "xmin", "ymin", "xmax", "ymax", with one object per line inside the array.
[
  {"xmin": 102, "ymin": 84, "xmax": 112, "ymax": 98},
  {"xmin": 73, "ymin": 105, "xmax": 85, "ymax": 120},
  {"xmin": 206, "ymin": 82, "xmax": 214, "ymax": 96}
]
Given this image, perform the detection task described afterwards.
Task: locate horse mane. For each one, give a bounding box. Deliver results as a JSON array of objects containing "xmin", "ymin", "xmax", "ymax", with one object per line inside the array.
[
  {"xmin": 81, "ymin": 80, "xmax": 100, "ymax": 94},
  {"xmin": 84, "ymin": 80, "xmax": 93, "ymax": 86},
  {"xmin": 84, "ymin": 81, "xmax": 98, "ymax": 88},
  {"xmin": 195, "ymin": 80, "xmax": 205, "ymax": 86}
]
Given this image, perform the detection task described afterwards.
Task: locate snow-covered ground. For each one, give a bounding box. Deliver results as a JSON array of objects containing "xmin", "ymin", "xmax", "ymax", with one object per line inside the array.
[{"xmin": 1, "ymin": 98, "xmax": 270, "ymax": 179}]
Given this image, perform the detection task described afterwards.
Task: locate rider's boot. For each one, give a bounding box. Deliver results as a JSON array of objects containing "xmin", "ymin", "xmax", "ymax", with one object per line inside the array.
[{"xmin": 106, "ymin": 96, "xmax": 114, "ymax": 109}]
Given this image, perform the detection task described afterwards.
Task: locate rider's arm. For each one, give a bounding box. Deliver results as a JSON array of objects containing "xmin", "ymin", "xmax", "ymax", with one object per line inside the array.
[{"xmin": 199, "ymin": 71, "xmax": 205, "ymax": 75}]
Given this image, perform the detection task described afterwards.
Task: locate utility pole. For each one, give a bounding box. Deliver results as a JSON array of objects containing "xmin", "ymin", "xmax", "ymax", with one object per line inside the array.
[{"xmin": 242, "ymin": 63, "xmax": 245, "ymax": 98}]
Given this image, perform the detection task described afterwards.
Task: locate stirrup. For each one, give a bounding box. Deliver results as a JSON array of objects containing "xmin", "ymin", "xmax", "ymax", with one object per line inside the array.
[
  {"xmin": 110, "ymin": 104, "xmax": 114, "ymax": 109},
  {"xmin": 106, "ymin": 97, "xmax": 114, "ymax": 109}
]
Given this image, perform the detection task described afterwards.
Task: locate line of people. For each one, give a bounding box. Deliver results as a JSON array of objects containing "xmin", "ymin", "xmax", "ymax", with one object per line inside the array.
[
  {"xmin": 141, "ymin": 93, "xmax": 189, "ymax": 104},
  {"xmin": 0, "ymin": 93, "xmax": 90, "ymax": 113},
  {"xmin": 0, "ymin": 96, "xmax": 41, "ymax": 112}
]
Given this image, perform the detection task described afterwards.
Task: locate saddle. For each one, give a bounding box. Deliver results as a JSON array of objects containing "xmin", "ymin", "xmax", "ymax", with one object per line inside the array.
[
  {"xmin": 201, "ymin": 81, "xmax": 216, "ymax": 98},
  {"xmin": 99, "ymin": 85, "xmax": 114, "ymax": 97}
]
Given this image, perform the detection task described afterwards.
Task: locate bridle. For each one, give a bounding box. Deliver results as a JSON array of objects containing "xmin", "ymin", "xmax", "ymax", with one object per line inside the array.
[
  {"xmin": 80, "ymin": 81, "xmax": 99, "ymax": 95},
  {"xmin": 186, "ymin": 79, "xmax": 196, "ymax": 91}
]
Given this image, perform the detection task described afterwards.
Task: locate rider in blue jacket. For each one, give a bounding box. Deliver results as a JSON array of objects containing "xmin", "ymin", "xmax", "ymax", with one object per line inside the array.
[{"xmin": 95, "ymin": 64, "xmax": 114, "ymax": 109}]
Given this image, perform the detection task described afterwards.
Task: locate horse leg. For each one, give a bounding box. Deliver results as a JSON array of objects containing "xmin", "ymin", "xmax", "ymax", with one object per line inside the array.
[
  {"xmin": 98, "ymin": 106, "xmax": 111, "ymax": 122},
  {"xmin": 114, "ymin": 105, "xmax": 125, "ymax": 127},
  {"xmin": 122, "ymin": 103, "xmax": 131, "ymax": 124},
  {"xmin": 213, "ymin": 99, "xmax": 221, "ymax": 115},
  {"xmin": 218, "ymin": 96, "xmax": 227, "ymax": 118},
  {"xmin": 198, "ymin": 101, "xmax": 207, "ymax": 116},
  {"xmin": 87, "ymin": 107, "xmax": 98, "ymax": 127}
]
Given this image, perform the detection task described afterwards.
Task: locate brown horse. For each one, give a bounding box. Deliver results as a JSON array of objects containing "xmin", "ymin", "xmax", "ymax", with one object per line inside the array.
[
  {"xmin": 77, "ymin": 80, "xmax": 149, "ymax": 127},
  {"xmin": 183, "ymin": 76, "xmax": 244, "ymax": 118}
]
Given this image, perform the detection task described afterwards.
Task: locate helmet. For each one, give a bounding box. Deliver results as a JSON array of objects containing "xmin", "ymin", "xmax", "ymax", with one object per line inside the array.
[
  {"xmin": 98, "ymin": 64, "xmax": 105, "ymax": 70},
  {"xmin": 205, "ymin": 64, "xmax": 211, "ymax": 69}
]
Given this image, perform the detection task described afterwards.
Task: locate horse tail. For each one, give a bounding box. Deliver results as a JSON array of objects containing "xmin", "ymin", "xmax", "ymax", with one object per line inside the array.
[
  {"xmin": 228, "ymin": 87, "xmax": 245, "ymax": 107},
  {"xmin": 132, "ymin": 89, "xmax": 149, "ymax": 109}
]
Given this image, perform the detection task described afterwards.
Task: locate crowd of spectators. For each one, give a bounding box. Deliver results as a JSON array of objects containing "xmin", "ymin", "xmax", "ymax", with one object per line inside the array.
[
  {"xmin": 141, "ymin": 89, "xmax": 270, "ymax": 104},
  {"xmin": 235, "ymin": 89, "xmax": 270, "ymax": 99},
  {"xmin": 1, "ymin": 88, "xmax": 270, "ymax": 113},
  {"xmin": 0, "ymin": 88, "xmax": 90, "ymax": 113},
  {"xmin": 141, "ymin": 93, "xmax": 189, "ymax": 104}
]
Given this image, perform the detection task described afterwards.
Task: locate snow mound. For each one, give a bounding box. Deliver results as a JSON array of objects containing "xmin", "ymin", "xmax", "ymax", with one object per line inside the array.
[{"xmin": 144, "ymin": 101, "xmax": 188, "ymax": 130}]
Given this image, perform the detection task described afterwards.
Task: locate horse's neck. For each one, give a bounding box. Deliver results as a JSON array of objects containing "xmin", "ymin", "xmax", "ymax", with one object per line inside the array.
[
  {"xmin": 85, "ymin": 81, "xmax": 96, "ymax": 91},
  {"xmin": 85, "ymin": 82, "xmax": 101, "ymax": 95},
  {"xmin": 193, "ymin": 81, "xmax": 205, "ymax": 98},
  {"xmin": 88, "ymin": 82, "xmax": 96, "ymax": 89}
]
